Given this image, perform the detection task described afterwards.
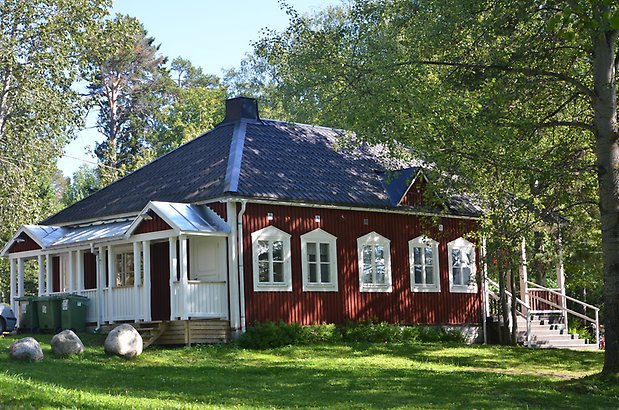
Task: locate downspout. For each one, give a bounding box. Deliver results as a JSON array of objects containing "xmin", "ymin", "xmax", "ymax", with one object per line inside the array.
[{"xmin": 237, "ymin": 200, "xmax": 247, "ymax": 333}]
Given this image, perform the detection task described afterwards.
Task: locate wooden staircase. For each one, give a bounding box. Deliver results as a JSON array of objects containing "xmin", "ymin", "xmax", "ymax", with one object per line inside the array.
[
  {"xmin": 516, "ymin": 315, "xmax": 598, "ymax": 350},
  {"xmin": 99, "ymin": 319, "xmax": 231, "ymax": 347},
  {"xmin": 134, "ymin": 321, "xmax": 169, "ymax": 348}
]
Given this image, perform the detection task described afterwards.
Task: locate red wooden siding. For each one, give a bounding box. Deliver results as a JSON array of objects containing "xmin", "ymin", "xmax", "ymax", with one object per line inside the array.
[
  {"xmin": 242, "ymin": 203, "xmax": 481, "ymax": 326},
  {"xmin": 52, "ymin": 256, "xmax": 60, "ymax": 293},
  {"xmin": 206, "ymin": 202, "xmax": 227, "ymax": 221},
  {"xmin": 400, "ymin": 177, "xmax": 426, "ymax": 207},
  {"xmin": 8, "ymin": 234, "xmax": 41, "ymax": 254},
  {"xmin": 134, "ymin": 214, "xmax": 172, "ymax": 234},
  {"xmin": 83, "ymin": 251, "xmax": 97, "ymax": 290}
]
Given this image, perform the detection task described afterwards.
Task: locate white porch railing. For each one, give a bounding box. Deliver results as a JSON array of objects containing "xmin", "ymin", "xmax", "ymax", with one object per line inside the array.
[
  {"xmin": 109, "ymin": 287, "xmax": 136, "ymax": 321},
  {"xmin": 173, "ymin": 281, "xmax": 228, "ymax": 319},
  {"xmin": 77, "ymin": 289, "xmax": 98, "ymax": 323},
  {"xmin": 527, "ymin": 281, "xmax": 600, "ymax": 347},
  {"xmin": 485, "ymin": 279, "xmax": 600, "ymax": 347}
]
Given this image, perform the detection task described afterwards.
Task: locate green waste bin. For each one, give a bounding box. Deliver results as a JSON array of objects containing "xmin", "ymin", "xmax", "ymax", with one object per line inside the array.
[
  {"xmin": 37, "ymin": 295, "xmax": 62, "ymax": 332},
  {"xmin": 15, "ymin": 295, "xmax": 38, "ymax": 333},
  {"xmin": 60, "ymin": 294, "xmax": 89, "ymax": 333}
]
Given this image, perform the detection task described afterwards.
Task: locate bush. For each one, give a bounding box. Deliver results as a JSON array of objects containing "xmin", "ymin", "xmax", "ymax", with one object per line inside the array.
[
  {"xmin": 239, "ymin": 320, "xmax": 465, "ymax": 349},
  {"xmin": 341, "ymin": 321, "xmax": 465, "ymax": 344},
  {"xmin": 238, "ymin": 321, "xmax": 341, "ymax": 349}
]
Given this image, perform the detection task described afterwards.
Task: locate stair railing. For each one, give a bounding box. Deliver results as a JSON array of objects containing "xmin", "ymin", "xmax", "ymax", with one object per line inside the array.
[
  {"xmin": 486, "ymin": 278, "xmax": 532, "ymax": 347},
  {"xmin": 527, "ymin": 281, "xmax": 600, "ymax": 347}
]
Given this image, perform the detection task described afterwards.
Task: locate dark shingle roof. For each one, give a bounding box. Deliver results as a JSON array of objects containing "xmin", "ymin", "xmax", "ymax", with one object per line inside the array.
[
  {"xmin": 45, "ymin": 123, "xmax": 234, "ymax": 225},
  {"xmin": 44, "ymin": 98, "xmax": 481, "ymax": 225}
]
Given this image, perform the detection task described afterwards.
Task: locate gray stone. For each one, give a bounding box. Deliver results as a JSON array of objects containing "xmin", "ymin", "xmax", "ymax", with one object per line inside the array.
[
  {"xmin": 51, "ymin": 330, "xmax": 84, "ymax": 356},
  {"xmin": 104, "ymin": 324, "xmax": 143, "ymax": 359},
  {"xmin": 9, "ymin": 337, "xmax": 43, "ymax": 361}
]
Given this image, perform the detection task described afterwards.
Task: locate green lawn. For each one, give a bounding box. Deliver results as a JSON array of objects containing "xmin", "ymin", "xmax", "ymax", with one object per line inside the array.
[{"xmin": 0, "ymin": 333, "xmax": 616, "ymax": 409}]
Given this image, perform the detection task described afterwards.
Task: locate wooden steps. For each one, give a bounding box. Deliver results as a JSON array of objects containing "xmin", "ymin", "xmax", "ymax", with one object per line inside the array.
[
  {"xmin": 516, "ymin": 316, "xmax": 599, "ymax": 351},
  {"xmin": 99, "ymin": 319, "xmax": 231, "ymax": 347}
]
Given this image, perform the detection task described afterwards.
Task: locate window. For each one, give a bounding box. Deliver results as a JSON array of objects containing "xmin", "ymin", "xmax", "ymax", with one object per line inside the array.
[
  {"xmin": 301, "ymin": 228, "xmax": 338, "ymax": 291},
  {"xmin": 409, "ymin": 236, "xmax": 440, "ymax": 292},
  {"xmin": 448, "ymin": 237, "xmax": 477, "ymax": 293},
  {"xmin": 357, "ymin": 232, "xmax": 392, "ymax": 292},
  {"xmin": 115, "ymin": 252, "xmax": 135, "ymax": 287},
  {"xmin": 251, "ymin": 226, "xmax": 292, "ymax": 291}
]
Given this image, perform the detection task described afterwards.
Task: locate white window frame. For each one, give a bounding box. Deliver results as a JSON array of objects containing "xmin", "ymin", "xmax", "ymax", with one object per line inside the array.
[
  {"xmin": 448, "ymin": 237, "xmax": 477, "ymax": 293},
  {"xmin": 409, "ymin": 235, "xmax": 440, "ymax": 292},
  {"xmin": 357, "ymin": 231, "xmax": 392, "ymax": 293},
  {"xmin": 251, "ymin": 226, "xmax": 292, "ymax": 292},
  {"xmin": 301, "ymin": 228, "xmax": 338, "ymax": 292}
]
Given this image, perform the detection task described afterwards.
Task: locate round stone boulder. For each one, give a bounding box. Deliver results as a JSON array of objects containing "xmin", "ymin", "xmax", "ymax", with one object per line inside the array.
[
  {"xmin": 104, "ymin": 324, "xmax": 143, "ymax": 359},
  {"xmin": 9, "ymin": 337, "xmax": 44, "ymax": 361},
  {"xmin": 51, "ymin": 330, "xmax": 84, "ymax": 356}
]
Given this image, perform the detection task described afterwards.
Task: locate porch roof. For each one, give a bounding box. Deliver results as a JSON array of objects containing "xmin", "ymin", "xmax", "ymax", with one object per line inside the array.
[{"xmin": 2, "ymin": 202, "xmax": 228, "ymax": 257}]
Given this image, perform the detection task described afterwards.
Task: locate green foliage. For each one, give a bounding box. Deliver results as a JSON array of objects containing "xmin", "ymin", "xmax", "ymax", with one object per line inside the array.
[
  {"xmin": 340, "ymin": 321, "xmax": 465, "ymax": 344},
  {"xmin": 150, "ymin": 58, "xmax": 227, "ymax": 157},
  {"xmin": 62, "ymin": 165, "xmax": 101, "ymax": 206},
  {"xmin": 238, "ymin": 321, "xmax": 341, "ymax": 348},
  {"xmin": 0, "ymin": 0, "xmax": 112, "ymax": 300},
  {"xmin": 238, "ymin": 321, "xmax": 464, "ymax": 349}
]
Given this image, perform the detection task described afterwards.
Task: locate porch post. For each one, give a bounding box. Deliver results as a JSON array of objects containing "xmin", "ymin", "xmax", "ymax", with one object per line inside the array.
[
  {"xmin": 45, "ymin": 254, "xmax": 52, "ymax": 295},
  {"xmin": 519, "ymin": 238, "xmax": 529, "ymax": 306},
  {"xmin": 556, "ymin": 232, "xmax": 568, "ymax": 327},
  {"xmin": 142, "ymin": 241, "xmax": 151, "ymax": 321},
  {"xmin": 169, "ymin": 236, "xmax": 178, "ymax": 320},
  {"xmin": 179, "ymin": 235, "xmax": 189, "ymax": 320},
  {"xmin": 97, "ymin": 246, "xmax": 106, "ymax": 326},
  {"xmin": 77, "ymin": 250, "xmax": 84, "ymax": 293},
  {"xmin": 9, "ymin": 258, "xmax": 16, "ymax": 316},
  {"xmin": 107, "ymin": 245, "xmax": 114, "ymax": 323},
  {"xmin": 17, "ymin": 258, "xmax": 25, "ymax": 298},
  {"xmin": 226, "ymin": 202, "xmax": 241, "ymax": 335},
  {"xmin": 69, "ymin": 250, "xmax": 76, "ymax": 293},
  {"xmin": 133, "ymin": 242, "xmax": 141, "ymax": 322},
  {"xmin": 37, "ymin": 255, "xmax": 45, "ymax": 296},
  {"xmin": 95, "ymin": 248, "xmax": 101, "ymax": 327}
]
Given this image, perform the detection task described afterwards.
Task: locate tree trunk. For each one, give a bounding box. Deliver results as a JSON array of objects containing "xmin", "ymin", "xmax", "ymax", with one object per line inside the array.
[
  {"xmin": 591, "ymin": 18, "xmax": 619, "ymax": 376},
  {"xmin": 498, "ymin": 252, "xmax": 510, "ymax": 344},
  {"xmin": 510, "ymin": 266, "xmax": 518, "ymax": 345}
]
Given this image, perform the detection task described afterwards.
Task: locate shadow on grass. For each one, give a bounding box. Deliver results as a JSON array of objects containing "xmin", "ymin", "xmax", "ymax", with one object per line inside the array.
[{"xmin": 0, "ymin": 336, "xmax": 614, "ymax": 409}]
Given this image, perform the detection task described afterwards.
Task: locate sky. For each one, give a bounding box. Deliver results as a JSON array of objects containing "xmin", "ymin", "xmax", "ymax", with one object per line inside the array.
[{"xmin": 58, "ymin": 0, "xmax": 340, "ymax": 177}]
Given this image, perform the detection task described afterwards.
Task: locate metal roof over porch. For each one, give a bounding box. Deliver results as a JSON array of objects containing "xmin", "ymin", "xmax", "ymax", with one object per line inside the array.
[{"xmin": 1, "ymin": 201, "xmax": 229, "ymax": 256}]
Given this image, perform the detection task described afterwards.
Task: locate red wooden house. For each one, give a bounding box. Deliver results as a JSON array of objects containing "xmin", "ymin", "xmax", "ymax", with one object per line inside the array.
[{"xmin": 2, "ymin": 97, "xmax": 483, "ymax": 343}]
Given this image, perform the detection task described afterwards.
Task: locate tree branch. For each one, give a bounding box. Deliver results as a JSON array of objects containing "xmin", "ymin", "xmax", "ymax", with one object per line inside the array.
[
  {"xmin": 395, "ymin": 60, "xmax": 595, "ymax": 99},
  {"xmin": 533, "ymin": 120, "xmax": 596, "ymax": 132}
]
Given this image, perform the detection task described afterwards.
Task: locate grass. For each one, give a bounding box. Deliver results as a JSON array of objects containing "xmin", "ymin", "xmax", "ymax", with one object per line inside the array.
[{"xmin": 0, "ymin": 333, "xmax": 617, "ymax": 409}]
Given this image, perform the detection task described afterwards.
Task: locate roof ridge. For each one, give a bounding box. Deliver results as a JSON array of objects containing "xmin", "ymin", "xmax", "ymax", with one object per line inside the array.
[{"xmin": 223, "ymin": 120, "xmax": 248, "ymax": 193}]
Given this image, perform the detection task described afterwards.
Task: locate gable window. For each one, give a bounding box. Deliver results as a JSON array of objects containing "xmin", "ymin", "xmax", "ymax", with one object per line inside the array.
[
  {"xmin": 301, "ymin": 228, "xmax": 338, "ymax": 292},
  {"xmin": 448, "ymin": 237, "xmax": 477, "ymax": 293},
  {"xmin": 115, "ymin": 251, "xmax": 135, "ymax": 287},
  {"xmin": 251, "ymin": 226, "xmax": 292, "ymax": 291},
  {"xmin": 409, "ymin": 236, "xmax": 440, "ymax": 292},
  {"xmin": 357, "ymin": 232, "xmax": 392, "ymax": 292}
]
